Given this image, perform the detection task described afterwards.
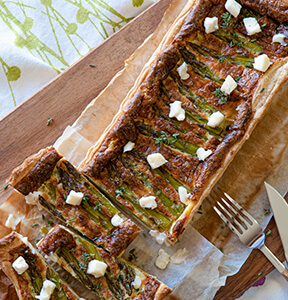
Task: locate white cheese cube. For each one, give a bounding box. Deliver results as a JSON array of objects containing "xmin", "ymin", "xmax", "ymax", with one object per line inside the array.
[
  {"xmin": 35, "ymin": 280, "xmax": 56, "ymax": 300},
  {"xmin": 139, "ymin": 196, "xmax": 157, "ymax": 209},
  {"xmin": 111, "ymin": 214, "xmax": 125, "ymax": 227},
  {"xmin": 177, "ymin": 62, "xmax": 190, "ymax": 80},
  {"xmin": 66, "ymin": 190, "xmax": 84, "ymax": 206},
  {"xmin": 243, "ymin": 17, "xmax": 261, "ymax": 35},
  {"xmin": 272, "ymin": 33, "xmax": 286, "ymax": 46},
  {"xmin": 196, "ymin": 147, "xmax": 212, "ymax": 161},
  {"xmin": 149, "ymin": 230, "xmax": 167, "ymax": 245},
  {"xmin": 221, "ymin": 75, "xmax": 237, "ymax": 95},
  {"xmin": 25, "ymin": 191, "xmax": 42, "ymax": 205},
  {"xmin": 204, "ymin": 17, "xmax": 219, "ymax": 34},
  {"xmin": 178, "ymin": 186, "xmax": 189, "ymax": 205},
  {"xmin": 12, "ymin": 256, "xmax": 29, "ymax": 275},
  {"xmin": 155, "ymin": 249, "xmax": 170, "ymax": 270},
  {"xmin": 5, "ymin": 214, "xmax": 20, "ymax": 230},
  {"xmin": 253, "ymin": 54, "xmax": 271, "ymax": 72},
  {"xmin": 123, "ymin": 141, "xmax": 135, "ymax": 152},
  {"xmin": 132, "ymin": 275, "xmax": 142, "ymax": 289},
  {"xmin": 207, "ymin": 111, "xmax": 225, "ymax": 128},
  {"xmin": 171, "ymin": 248, "xmax": 188, "ymax": 265},
  {"xmin": 225, "ymin": 0, "xmax": 241, "ymax": 18},
  {"xmin": 147, "ymin": 153, "xmax": 167, "ymax": 169},
  {"xmin": 169, "ymin": 101, "xmax": 185, "ymax": 121},
  {"xmin": 87, "ymin": 260, "xmax": 107, "ymax": 278}
]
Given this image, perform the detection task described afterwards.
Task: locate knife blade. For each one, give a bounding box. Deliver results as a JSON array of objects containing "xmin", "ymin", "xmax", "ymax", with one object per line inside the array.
[{"xmin": 265, "ymin": 182, "xmax": 288, "ymax": 263}]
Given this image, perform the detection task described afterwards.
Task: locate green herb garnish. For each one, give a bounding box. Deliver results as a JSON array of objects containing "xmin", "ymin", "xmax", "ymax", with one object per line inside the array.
[
  {"xmin": 89, "ymin": 64, "xmax": 95, "ymax": 67},
  {"xmin": 235, "ymin": 75, "xmax": 241, "ymax": 82},
  {"xmin": 115, "ymin": 187, "xmax": 125, "ymax": 198},
  {"xmin": 154, "ymin": 131, "xmax": 179, "ymax": 147},
  {"xmin": 46, "ymin": 117, "xmax": 53, "ymax": 126},
  {"xmin": 3, "ymin": 184, "xmax": 8, "ymax": 190},
  {"xmin": 266, "ymin": 229, "xmax": 272, "ymax": 236},
  {"xmin": 264, "ymin": 208, "xmax": 271, "ymax": 215},
  {"xmin": 213, "ymin": 88, "xmax": 228, "ymax": 103},
  {"xmin": 260, "ymin": 87, "xmax": 265, "ymax": 93},
  {"xmin": 218, "ymin": 54, "xmax": 225, "ymax": 64},
  {"xmin": 221, "ymin": 13, "xmax": 233, "ymax": 28},
  {"xmin": 128, "ymin": 248, "xmax": 137, "ymax": 261},
  {"xmin": 94, "ymin": 202, "xmax": 102, "ymax": 211}
]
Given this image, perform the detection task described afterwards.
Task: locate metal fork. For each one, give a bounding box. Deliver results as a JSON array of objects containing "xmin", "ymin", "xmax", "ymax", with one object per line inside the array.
[{"xmin": 214, "ymin": 192, "xmax": 288, "ymax": 280}]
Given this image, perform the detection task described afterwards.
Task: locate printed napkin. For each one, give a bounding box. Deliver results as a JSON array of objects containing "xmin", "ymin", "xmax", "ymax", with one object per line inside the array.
[{"xmin": 0, "ymin": 0, "xmax": 156, "ymax": 119}]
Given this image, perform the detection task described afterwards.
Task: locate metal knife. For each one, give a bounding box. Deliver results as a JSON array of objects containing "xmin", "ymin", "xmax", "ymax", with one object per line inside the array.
[{"xmin": 265, "ymin": 182, "xmax": 288, "ymax": 263}]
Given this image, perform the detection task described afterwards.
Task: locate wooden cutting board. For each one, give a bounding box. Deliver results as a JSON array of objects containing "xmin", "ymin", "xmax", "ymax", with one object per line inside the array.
[{"xmin": 0, "ymin": 0, "xmax": 285, "ymax": 299}]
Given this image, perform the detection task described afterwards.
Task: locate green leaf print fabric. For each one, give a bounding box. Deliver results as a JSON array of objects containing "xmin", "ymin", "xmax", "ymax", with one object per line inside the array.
[{"xmin": 0, "ymin": 0, "xmax": 156, "ymax": 118}]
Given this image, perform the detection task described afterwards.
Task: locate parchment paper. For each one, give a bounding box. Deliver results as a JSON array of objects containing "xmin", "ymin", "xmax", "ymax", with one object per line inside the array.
[{"xmin": 1, "ymin": 0, "xmax": 288, "ymax": 299}]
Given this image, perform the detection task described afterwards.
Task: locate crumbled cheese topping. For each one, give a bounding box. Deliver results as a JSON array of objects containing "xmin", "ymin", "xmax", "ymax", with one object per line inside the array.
[
  {"xmin": 25, "ymin": 191, "xmax": 42, "ymax": 205},
  {"xmin": 155, "ymin": 249, "xmax": 170, "ymax": 270},
  {"xmin": 123, "ymin": 141, "xmax": 135, "ymax": 152},
  {"xmin": 225, "ymin": 0, "xmax": 241, "ymax": 18},
  {"xmin": 178, "ymin": 186, "xmax": 189, "ymax": 205},
  {"xmin": 149, "ymin": 230, "xmax": 167, "ymax": 245},
  {"xmin": 171, "ymin": 248, "xmax": 189, "ymax": 265},
  {"xmin": 87, "ymin": 260, "xmax": 107, "ymax": 278},
  {"xmin": 12, "ymin": 256, "xmax": 29, "ymax": 275},
  {"xmin": 177, "ymin": 62, "xmax": 190, "ymax": 80},
  {"xmin": 243, "ymin": 17, "xmax": 261, "ymax": 35},
  {"xmin": 204, "ymin": 17, "xmax": 219, "ymax": 34},
  {"xmin": 272, "ymin": 33, "xmax": 286, "ymax": 46},
  {"xmin": 111, "ymin": 213, "xmax": 125, "ymax": 227},
  {"xmin": 207, "ymin": 111, "xmax": 225, "ymax": 128},
  {"xmin": 221, "ymin": 75, "xmax": 237, "ymax": 95},
  {"xmin": 5, "ymin": 213, "xmax": 21, "ymax": 230},
  {"xmin": 35, "ymin": 280, "xmax": 56, "ymax": 300},
  {"xmin": 139, "ymin": 196, "xmax": 157, "ymax": 209},
  {"xmin": 147, "ymin": 153, "xmax": 167, "ymax": 169},
  {"xmin": 132, "ymin": 275, "xmax": 142, "ymax": 289},
  {"xmin": 253, "ymin": 54, "xmax": 271, "ymax": 72},
  {"xmin": 196, "ymin": 147, "xmax": 212, "ymax": 161},
  {"xmin": 66, "ymin": 190, "xmax": 84, "ymax": 206},
  {"xmin": 169, "ymin": 101, "xmax": 185, "ymax": 121}
]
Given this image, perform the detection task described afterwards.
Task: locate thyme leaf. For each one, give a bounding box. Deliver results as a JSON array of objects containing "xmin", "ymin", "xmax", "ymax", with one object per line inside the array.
[{"xmin": 212, "ymin": 88, "xmax": 228, "ymax": 103}]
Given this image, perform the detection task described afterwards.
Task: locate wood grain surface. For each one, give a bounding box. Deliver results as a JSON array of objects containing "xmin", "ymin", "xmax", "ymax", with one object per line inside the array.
[{"xmin": 0, "ymin": 0, "xmax": 286, "ymax": 299}]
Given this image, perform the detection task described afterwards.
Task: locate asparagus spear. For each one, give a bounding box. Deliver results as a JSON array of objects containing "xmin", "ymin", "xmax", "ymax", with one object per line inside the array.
[
  {"xmin": 160, "ymin": 84, "xmax": 228, "ymax": 139},
  {"xmin": 120, "ymin": 155, "xmax": 185, "ymax": 217},
  {"xmin": 187, "ymin": 41, "xmax": 255, "ymax": 66},
  {"xmin": 38, "ymin": 225, "xmax": 172, "ymax": 299},
  {"xmin": 135, "ymin": 120, "xmax": 199, "ymax": 155},
  {"xmin": 178, "ymin": 45, "xmax": 224, "ymax": 84},
  {"xmin": 212, "ymin": 30, "xmax": 262, "ymax": 54}
]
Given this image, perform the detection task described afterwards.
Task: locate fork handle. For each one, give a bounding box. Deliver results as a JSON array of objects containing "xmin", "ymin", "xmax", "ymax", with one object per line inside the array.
[{"xmin": 260, "ymin": 244, "xmax": 288, "ymax": 281}]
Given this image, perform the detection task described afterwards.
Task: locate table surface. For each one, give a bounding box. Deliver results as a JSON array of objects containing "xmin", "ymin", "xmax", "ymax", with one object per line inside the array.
[{"xmin": 0, "ymin": 0, "xmax": 285, "ymax": 298}]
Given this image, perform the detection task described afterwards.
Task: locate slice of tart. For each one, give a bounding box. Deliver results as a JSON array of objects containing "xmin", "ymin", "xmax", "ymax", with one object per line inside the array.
[
  {"xmin": 79, "ymin": 0, "xmax": 288, "ymax": 244},
  {"xmin": 37, "ymin": 224, "xmax": 172, "ymax": 300},
  {"xmin": 0, "ymin": 231, "xmax": 80, "ymax": 300},
  {"xmin": 8, "ymin": 147, "xmax": 141, "ymax": 257}
]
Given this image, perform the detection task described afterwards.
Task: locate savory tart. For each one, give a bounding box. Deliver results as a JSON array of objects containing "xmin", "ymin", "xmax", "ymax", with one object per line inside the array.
[
  {"xmin": 7, "ymin": 147, "xmax": 141, "ymax": 257},
  {"xmin": 0, "ymin": 231, "xmax": 80, "ymax": 300},
  {"xmin": 37, "ymin": 224, "xmax": 172, "ymax": 300},
  {"xmin": 79, "ymin": 0, "xmax": 288, "ymax": 244}
]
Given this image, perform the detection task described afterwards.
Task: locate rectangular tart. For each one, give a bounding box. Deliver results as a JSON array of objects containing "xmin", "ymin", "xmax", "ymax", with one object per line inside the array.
[
  {"xmin": 0, "ymin": 231, "xmax": 80, "ymax": 300},
  {"xmin": 37, "ymin": 224, "xmax": 172, "ymax": 300},
  {"xmin": 79, "ymin": 0, "xmax": 288, "ymax": 244},
  {"xmin": 8, "ymin": 147, "xmax": 141, "ymax": 257}
]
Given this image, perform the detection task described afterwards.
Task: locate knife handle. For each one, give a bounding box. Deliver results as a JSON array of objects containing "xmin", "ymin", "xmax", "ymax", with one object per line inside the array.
[{"xmin": 260, "ymin": 244, "xmax": 288, "ymax": 281}]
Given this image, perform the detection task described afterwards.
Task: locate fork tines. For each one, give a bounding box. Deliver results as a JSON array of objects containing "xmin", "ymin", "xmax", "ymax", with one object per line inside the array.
[{"xmin": 213, "ymin": 193, "xmax": 253, "ymax": 236}]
